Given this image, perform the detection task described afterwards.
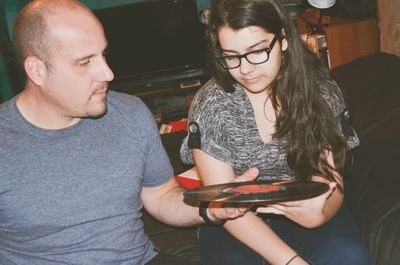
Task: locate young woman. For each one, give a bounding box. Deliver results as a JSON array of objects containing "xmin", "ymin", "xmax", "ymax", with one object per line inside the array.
[{"xmin": 180, "ymin": 0, "xmax": 373, "ymax": 264}]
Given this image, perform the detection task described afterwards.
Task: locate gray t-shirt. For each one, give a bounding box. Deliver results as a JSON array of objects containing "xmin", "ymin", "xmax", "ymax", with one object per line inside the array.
[
  {"xmin": 180, "ymin": 79, "xmax": 359, "ymax": 180},
  {"xmin": 0, "ymin": 91, "xmax": 173, "ymax": 264}
]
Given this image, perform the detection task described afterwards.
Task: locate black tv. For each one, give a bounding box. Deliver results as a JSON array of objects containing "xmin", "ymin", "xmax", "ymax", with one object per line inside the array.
[{"xmin": 94, "ymin": 0, "xmax": 208, "ymax": 95}]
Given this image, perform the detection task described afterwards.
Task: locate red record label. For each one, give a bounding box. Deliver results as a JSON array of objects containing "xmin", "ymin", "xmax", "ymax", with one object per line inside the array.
[{"xmin": 229, "ymin": 184, "xmax": 281, "ymax": 194}]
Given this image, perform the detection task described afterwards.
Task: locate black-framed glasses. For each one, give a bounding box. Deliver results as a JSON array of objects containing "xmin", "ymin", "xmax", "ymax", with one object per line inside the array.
[{"xmin": 217, "ymin": 34, "xmax": 279, "ymax": 69}]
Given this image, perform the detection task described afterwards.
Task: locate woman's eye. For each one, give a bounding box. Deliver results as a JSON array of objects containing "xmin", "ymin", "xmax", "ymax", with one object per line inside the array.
[
  {"xmin": 225, "ymin": 56, "xmax": 238, "ymax": 62},
  {"xmin": 250, "ymin": 50, "xmax": 265, "ymax": 56}
]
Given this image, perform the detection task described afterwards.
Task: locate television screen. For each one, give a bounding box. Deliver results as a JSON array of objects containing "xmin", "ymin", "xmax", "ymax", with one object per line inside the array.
[{"xmin": 93, "ymin": 0, "xmax": 207, "ymax": 82}]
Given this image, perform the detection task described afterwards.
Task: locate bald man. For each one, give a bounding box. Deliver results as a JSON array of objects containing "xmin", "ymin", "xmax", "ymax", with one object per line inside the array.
[{"xmin": 0, "ymin": 1, "xmax": 258, "ymax": 264}]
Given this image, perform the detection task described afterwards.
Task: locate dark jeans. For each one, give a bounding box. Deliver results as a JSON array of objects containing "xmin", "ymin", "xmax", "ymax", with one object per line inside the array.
[
  {"xmin": 199, "ymin": 207, "xmax": 373, "ymax": 265},
  {"xmin": 146, "ymin": 251, "xmax": 196, "ymax": 265}
]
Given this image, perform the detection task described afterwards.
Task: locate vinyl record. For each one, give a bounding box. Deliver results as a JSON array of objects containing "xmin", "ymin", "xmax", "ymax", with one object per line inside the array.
[{"xmin": 184, "ymin": 180, "xmax": 330, "ymax": 203}]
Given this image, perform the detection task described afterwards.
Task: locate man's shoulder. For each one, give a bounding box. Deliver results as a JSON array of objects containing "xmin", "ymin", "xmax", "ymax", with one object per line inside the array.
[
  {"xmin": 107, "ymin": 90, "xmax": 153, "ymax": 118},
  {"xmin": 105, "ymin": 90, "xmax": 156, "ymax": 132},
  {"xmin": 107, "ymin": 90, "xmax": 145, "ymax": 110},
  {"xmin": 0, "ymin": 97, "xmax": 18, "ymax": 123},
  {"xmin": 0, "ymin": 97, "xmax": 15, "ymax": 112}
]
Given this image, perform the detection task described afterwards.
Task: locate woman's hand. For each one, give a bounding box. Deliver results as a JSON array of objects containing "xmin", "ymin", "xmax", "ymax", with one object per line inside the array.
[{"xmin": 256, "ymin": 181, "xmax": 337, "ymax": 228}]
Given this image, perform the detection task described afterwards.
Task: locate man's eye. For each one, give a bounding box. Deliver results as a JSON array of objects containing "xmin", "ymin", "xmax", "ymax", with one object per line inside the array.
[{"xmin": 79, "ymin": 58, "xmax": 93, "ymax": 66}]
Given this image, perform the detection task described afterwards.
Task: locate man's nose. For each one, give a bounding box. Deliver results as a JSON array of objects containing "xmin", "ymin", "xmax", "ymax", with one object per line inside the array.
[{"xmin": 98, "ymin": 58, "xmax": 114, "ymax": 82}]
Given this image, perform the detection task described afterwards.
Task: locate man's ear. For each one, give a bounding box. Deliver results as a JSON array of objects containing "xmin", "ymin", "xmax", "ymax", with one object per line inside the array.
[{"xmin": 24, "ymin": 56, "xmax": 47, "ymax": 86}]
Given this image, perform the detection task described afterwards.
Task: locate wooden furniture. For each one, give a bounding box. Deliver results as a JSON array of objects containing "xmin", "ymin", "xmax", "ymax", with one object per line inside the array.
[
  {"xmin": 378, "ymin": 0, "xmax": 400, "ymax": 56},
  {"xmin": 295, "ymin": 9, "xmax": 379, "ymax": 68}
]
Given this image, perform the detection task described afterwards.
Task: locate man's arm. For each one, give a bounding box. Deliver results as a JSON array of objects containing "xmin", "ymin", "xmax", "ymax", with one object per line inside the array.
[{"xmin": 140, "ymin": 168, "xmax": 259, "ymax": 227}]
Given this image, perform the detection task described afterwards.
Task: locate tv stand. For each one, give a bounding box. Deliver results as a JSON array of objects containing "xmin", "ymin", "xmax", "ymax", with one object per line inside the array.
[{"xmin": 109, "ymin": 67, "xmax": 210, "ymax": 123}]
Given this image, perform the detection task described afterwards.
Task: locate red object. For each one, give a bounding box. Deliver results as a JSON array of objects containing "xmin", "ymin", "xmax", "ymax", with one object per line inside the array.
[
  {"xmin": 175, "ymin": 175, "xmax": 203, "ymax": 189},
  {"xmin": 230, "ymin": 184, "xmax": 281, "ymax": 194},
  {"xmin": 168, "ymin": 119, "xmax": 188, "ymax": 133}
]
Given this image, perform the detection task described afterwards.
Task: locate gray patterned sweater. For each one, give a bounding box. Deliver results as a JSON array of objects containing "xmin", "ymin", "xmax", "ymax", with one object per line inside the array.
[{"xmin": 180, "ymin": 78, "xmax": 359, "ymax": 181}]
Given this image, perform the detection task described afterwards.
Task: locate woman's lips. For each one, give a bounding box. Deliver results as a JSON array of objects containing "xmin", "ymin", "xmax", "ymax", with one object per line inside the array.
[{"xmin": 243, "ymin": 76, "xmax": 259, "ymax": 83}]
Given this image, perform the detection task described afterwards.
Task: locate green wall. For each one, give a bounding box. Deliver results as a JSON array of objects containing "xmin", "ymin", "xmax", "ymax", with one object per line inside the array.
[
  {"xmin": 0, "ymin": 0, "xmax": 211, "ymax": 102},
  {"xmin": 0, "ymin": 3, "xmax": 14, "ymax": 102},
  {"xmin": 81, "ymin": 0, "xmax": 210, "ymax": 11}
]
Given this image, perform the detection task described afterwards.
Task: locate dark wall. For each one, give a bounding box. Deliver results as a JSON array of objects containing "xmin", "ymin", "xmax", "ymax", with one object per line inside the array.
[{"xmin": 0, "ymin": 0, "xmax": 212, "ymax": 101}]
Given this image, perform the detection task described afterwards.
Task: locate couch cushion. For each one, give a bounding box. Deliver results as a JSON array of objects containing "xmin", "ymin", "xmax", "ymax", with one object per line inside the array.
[
  {"xmin": 331, "ymin": 52, "xmax": 400, "ymax": 134},
  {"xmin": 160, "ymin": 131, "xmax": 191, "ymax": 175},
  {"xmin": 332, "ymin": 53, "xmax": 400, "ymax": 230},
  {"xmin": 333, "ymin": 53, "xmax": 400, "ymax": 265},
  {"xmin": 367, "ymin": 209, "xmax": 400, "ymax": 265},
  {"xmin": 345, "ymin": 115, "xmax": 400, "ymax": 230}
]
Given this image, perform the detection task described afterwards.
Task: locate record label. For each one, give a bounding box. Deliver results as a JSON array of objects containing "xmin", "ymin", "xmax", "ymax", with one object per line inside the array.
[{"xmin": 228, "ymin": 184, "xmax": 282, "ymax": 194}]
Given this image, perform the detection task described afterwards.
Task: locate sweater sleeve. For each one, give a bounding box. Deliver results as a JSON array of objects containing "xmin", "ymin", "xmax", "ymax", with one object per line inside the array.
[
  {"xmin": 180, "ymin": 80, "xmax": 236, "ymax": 166},
  {"xmin": 323, "ymin": 80, "xmax": 360, "ymax": 149}
]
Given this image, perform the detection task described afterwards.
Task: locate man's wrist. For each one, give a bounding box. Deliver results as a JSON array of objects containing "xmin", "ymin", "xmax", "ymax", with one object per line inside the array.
[{"xmin": 199, "ymin": 201, "xmax": 225, "ymax": 225}]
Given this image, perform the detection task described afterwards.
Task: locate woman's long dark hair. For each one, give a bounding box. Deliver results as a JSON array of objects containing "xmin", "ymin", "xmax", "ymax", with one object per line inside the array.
[{"xmin": 207, "ymin": 0, "xmax": 347, "ymax": 186}]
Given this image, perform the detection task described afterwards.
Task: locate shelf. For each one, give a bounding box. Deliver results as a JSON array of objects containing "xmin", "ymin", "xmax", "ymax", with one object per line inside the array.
[{"xmin": 295, "ymin": 9, "xmax": 379, "ymax": 68}]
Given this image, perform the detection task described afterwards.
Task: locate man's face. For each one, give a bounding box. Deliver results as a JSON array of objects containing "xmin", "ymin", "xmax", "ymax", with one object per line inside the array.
[{"xmin": 42, "ymin": 10, "xmax": 114, "ymax": 119}]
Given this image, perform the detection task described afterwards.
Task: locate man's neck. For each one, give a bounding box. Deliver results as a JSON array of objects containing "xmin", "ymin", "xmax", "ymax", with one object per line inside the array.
[{"xmin": 16, "ymin": 88, "xmax": 81, "ymax": 130}]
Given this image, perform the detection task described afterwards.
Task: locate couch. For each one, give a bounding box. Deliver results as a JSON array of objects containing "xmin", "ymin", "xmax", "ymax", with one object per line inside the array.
[
  {"xmin": 332, "ymin": 52, "xmax": 400, "ymax": 265},
  {"xmin": 144, "ymin": 52, "xmax": 400, "ymax": 265}
]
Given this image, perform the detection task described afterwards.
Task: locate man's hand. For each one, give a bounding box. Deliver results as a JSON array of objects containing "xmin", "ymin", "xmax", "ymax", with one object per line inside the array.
[{"xmin": 206, "ymin": 168, "xmax": 259, "ymax": 222}]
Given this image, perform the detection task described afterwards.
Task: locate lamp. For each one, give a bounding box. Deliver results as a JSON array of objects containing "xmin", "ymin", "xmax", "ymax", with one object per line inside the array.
[
  {"xmin": 280, "ymin": 0, "xmax": 336, "ymax": 9},
  {"xmin": 307, "ymin": 0, "xmax": 336, "ymax": 9}
]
